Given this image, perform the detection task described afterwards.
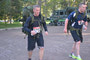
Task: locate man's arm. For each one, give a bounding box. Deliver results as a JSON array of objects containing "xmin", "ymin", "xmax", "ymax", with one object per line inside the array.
[
  {"xmin": 83, "ymin": 16, "xmax": 88, "ymax": 30},
  {"xmin": 42, "ymin": 19, "xmax": 48, "ymax": 35},
  {"xmin": 41, "ymin": 17, "xmax": 48, "ymax": 32},
  {"xmin": 43, "ymin": 21, "xmax": 48, "ymax": 31},
  {"xmin": 64, "ymin": 11, "xmax": 75, "ymax": 33},
  {"xmin": 24, "ymin": 17, "xmax": 31, "ymax": 34},
  {"xmin": 64, "ymin": 18, "xmax": 69, "ymax": 33}
]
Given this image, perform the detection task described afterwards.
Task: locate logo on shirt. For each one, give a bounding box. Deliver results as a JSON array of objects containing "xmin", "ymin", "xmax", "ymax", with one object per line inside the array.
[
  {"xmin": 73, "ymin": 13, "xmax": 76, "ymax": 17},
  {"xmin": 78, "ymin": 20, "xmax": 84, "ymax": 25}
]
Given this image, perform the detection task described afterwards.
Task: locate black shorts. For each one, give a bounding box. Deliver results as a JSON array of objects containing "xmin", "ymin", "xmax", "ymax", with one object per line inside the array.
[
  {"xmin": 28, "ymin": 33, "xmax": 44, "ymax": 51},
  {"xmin": 70, "ymin": 30, "xmax": 83, "ymax": 43}
]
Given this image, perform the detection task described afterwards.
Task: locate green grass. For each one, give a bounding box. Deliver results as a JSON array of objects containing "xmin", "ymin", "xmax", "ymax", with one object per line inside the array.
[
  {"xmin": 0, "ymin": 20, "xmax": 50, "ymax": 29},
  {"xmin": 0, "ymin": 22, "xmax": 22, "ymax": 29}
]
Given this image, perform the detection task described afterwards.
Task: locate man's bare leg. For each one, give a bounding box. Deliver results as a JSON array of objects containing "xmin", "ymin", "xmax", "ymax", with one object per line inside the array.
[
  {"xmin": 28, "ymin": 51, "xmax": 33, "ymax": 60},
  {"xmin": 71, "ymin": 42, "xmax": 76, "ymax": 53},
  {"xmin": 39, "ymin": 47, "xmax": 44, "ymax": 60}
]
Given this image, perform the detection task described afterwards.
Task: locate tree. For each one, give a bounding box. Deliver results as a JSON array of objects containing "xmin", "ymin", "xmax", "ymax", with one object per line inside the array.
[
  {"xmin": 0, "ymin": 0, "xmax": 86, "ymax": 21},
  {"xmin": 0, "ymin": 0, "xmax": 23, "ymax": 24}
]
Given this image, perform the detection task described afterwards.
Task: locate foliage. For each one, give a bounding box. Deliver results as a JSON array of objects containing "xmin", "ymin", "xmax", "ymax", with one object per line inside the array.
[{"xmin": 0, "ymin": 0, "xmax": 86, "ymax": 21}]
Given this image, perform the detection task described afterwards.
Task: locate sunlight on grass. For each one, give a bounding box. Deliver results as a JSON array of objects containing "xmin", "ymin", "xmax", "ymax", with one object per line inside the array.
[{"xmin": 0, "ymin": 22, "xmax": 22, "ymax": 29}]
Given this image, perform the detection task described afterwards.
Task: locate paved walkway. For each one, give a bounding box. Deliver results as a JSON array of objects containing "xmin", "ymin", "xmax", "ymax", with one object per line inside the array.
[{"xmin": 0, "ymin": 23, "xmax": 90, "ymax": 60}]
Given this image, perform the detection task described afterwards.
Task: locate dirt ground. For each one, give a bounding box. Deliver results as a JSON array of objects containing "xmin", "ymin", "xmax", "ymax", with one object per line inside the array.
[{"xmin": 0, "ymin": 23, "xmax": 90, "ymax": 60}]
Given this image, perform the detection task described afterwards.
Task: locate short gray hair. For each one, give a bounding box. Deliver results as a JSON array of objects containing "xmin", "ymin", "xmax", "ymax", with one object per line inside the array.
[
  {"xmin": 33, "ymin": 5, "xmax": 40, "ymax": 9},
  {"xmin": 79, "ymin": 3, "xmax": 85, "ymax": 7}
]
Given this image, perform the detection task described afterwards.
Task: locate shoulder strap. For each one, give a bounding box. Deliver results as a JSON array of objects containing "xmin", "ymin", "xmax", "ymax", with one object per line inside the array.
[
  {"xmin": 39, "ymin": 14, "xmax": 44, "ymax": 22},
  {"xmin": 82, "ymin": 12, "xmax": 86, "ymax": 18},
  {"xmin": 40, "ymin": 15, "xmax": 44, "ymax": 31},
  {"xmin": 74, "ymin": 10, "xmax": 86, "ymax": 19},
  {"xmin": 41, "ymin": 15, "xmax": 44, "ymax": 21},
  {"xmin": 30, "ymin": 15, "xmax": 43, "ymax": 24},
  {"xmin": 74, "ymin": 10, "xmax": 79, "ymax": 19},
  {"xmin": 31, "ymin": 16, "xmax": 34, "ymax": 24}
]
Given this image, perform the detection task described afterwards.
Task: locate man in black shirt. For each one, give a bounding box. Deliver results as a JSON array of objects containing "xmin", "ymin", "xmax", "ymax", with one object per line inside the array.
[{"xmin": 24, "ymin": 5, "xmax": 48, "ymax": 60}]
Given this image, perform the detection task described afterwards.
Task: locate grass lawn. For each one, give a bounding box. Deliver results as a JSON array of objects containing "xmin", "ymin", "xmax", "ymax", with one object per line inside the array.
[
  {"xmin": 0, "ymin": 20, "xmax": 50, "ymax": 29},
  {"xmin": 0, "ymin": 22, "xmax": 22, "ymax": 29}
]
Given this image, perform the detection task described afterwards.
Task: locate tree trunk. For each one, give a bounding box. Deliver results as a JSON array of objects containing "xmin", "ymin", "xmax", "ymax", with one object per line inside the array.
[
  {"xmin": 44, "ymin": 0, "xmax": 47, "ymax": 20},
  {"xmin": 38, "ymin": 0, "xmax": 41, "ymax": 7},
  {"xmin": 83, "ymin": 0, "xmax": 86, "ymax": 4}
]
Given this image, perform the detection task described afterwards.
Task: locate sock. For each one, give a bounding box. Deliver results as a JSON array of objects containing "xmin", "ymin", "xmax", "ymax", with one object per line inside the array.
[
  {"xmin": 28, "ymin": 58, "xmax": 31, "ymax": 60},
  {"xmin": 71, "ymin": 53, "xmax": 75, "ymax": 56},
  {"xmin": 77, "ymin": 55, "xmax": 81, "ymax": 58}
]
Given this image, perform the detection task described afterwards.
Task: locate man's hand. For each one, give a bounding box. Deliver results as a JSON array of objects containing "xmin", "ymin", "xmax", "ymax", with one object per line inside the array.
[
  {"xmin": 83, "ymin": 25, "xmax": 87, "ymax": 31},
  {"xmin": 64, "ymin": 28, "xmax": 67, "ymax": 33},
  {"xmin": 84, "ymin": 26, "xmax": 87, "ymax": 30},
  {"xmin": 84, "ymin": 21, "xmax": 88, "ymax": 31},
  {"xmin": 45, "ymin": 31, "xmax": 48, "ymax": 35},
  {"xmin": 31, "ymin": 30, "xmax": 36, "ymax": 35}
]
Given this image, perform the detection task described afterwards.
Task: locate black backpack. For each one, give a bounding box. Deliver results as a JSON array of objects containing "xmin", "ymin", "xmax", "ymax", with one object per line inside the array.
[
  {"xmin": 22, "ymin": 6, "xmax": 33, "ymax": 35},
  {"xmin": 67, "ymin": 10, "xmax": 86, "ymax": 32}
]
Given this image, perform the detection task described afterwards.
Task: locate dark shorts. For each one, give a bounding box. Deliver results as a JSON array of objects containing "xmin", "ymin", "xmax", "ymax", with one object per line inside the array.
[
  {"xmin": 70, "ymin": 30, "xmax": 83, "ymax": 43},
  {"xmin": 28, "ymin": 33, "xmax": 44, "ymax": 51}
]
